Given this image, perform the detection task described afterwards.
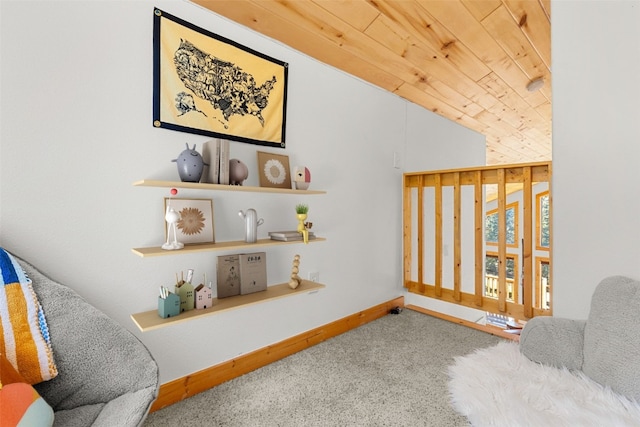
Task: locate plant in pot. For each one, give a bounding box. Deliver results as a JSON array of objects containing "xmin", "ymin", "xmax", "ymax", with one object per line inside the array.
[{"xmin": 295, "ymin": 204, "xmax": 310, "ymax": 244}]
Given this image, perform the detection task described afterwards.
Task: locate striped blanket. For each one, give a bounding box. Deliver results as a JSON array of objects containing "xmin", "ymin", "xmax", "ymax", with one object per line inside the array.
[{"xmin": 0, "ymin": 248, "xmax": 57, "ymax": 384}]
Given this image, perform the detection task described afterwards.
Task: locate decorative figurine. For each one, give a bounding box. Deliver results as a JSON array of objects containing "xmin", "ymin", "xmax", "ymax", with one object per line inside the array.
[
  {"xmin": 175, "ymin": 280, "xmax": 194, "ymax": 312},
  {"xmin": 157, "ymin": 291, "xmax": 180, "ymax": 318},
  {"xmin": 195, "ymin": 277, "xmax": 213, "ymax": 310},
  {"xmin": 162, "ymin": 188, "xmax": 184, "ymax": 250},
  {"xmin": 238, "ymin": 208, "xmax": 264, "ymax": 243},
  {"xmin": 295, "ymin": 204, "xmax": 311, "ymax": 244},
  {"xmin": 289, "ymin": 254, "xmax": 302, "ymax": 289},
  {"xmin": 172, "ymin": 143, "xmax": 209, "ymax": 182},
  {"xmin": 229, "ymin": 159, "xmax": 249, "ymax": 185},
  {"xmin": 173, "ymin": 270, "xmax": 195, "ymax": 312},
  {"xmin": 293, "ymin": 166, "xmax": 311, "ymax": 190}
]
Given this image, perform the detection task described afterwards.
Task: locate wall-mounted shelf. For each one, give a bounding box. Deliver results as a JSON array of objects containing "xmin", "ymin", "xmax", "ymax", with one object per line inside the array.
[
  {"xmin": 133, "ymin": 180, "xmax": 326, "ymax": 195},
  {"xmin": 131, "ymin": 179, "xmax": 326, "ymax": 330},
  {"xmin": 131, "ymin": 280, "xmax": 325, "ymax": 332},
  {"xmin": 132, "ymin": 237, "xmax": 326, "ymax": 258}
]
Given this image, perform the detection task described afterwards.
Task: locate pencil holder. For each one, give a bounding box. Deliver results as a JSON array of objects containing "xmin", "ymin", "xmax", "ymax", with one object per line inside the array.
[
  {"xmin": 158, "ymin": 293, "xmax": 181, "ymax": 318},
  {"xmin": 175, "ymin": 282, "xmax": 195, "ymax": 312},
  {"xmin": 194, "ymin": 284, "xmax": 213, "ymax": 309}
]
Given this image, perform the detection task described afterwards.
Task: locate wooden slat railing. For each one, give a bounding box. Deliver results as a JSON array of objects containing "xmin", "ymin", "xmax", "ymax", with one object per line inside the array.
[
  {"xmin": 485, "ymin": 275, "xmax": 515, "ymax": 300},
  {"xmin": 403, "ymin": 162, "xmax": 552, "ymax": 320}
]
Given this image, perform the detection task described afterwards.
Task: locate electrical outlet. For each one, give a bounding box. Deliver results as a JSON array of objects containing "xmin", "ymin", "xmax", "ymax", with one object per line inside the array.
[{"xmin": 309, "ymin": 271, "xmax": 320, "ymax": 282}]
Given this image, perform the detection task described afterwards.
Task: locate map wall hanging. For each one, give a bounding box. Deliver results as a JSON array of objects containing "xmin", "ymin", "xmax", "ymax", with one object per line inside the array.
[{"xmin": 153, "ymin": 8, "xmax": 288, "ymax": 148}]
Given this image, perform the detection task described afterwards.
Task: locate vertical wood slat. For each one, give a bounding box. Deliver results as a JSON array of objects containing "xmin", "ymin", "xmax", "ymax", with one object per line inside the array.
[
  {"xmin": 434, "ymin": 173, "xmax": 443, "ymax": 297},
  {"xmin": 403, "ymin": 177, "xmax": 412, "ymax": 288},
  {"xmin": 474, "ymin": 171, "xmax": 483, "ymax": 306},
  {"xmin": 522, "ymin": 167, "xmax": 533, "ymax": 317},
  {"xmin": 453, "ymin": 172, "xmax": 461, "ymax": 301},
  {"xmin": 417, "ymin": 176, "xmax": 424, "ymax": 288},
  {"xmin": 497, "ymin": 169, "xmax": 507, "ymax": 312}
]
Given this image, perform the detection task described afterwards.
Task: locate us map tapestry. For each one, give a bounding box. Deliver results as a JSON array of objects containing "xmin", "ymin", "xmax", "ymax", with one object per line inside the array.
[{"xmin": 153, "ymin": 9, "xmax": 288, "ymax": 148}]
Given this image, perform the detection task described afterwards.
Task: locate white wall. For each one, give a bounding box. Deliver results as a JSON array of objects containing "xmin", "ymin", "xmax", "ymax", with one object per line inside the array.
[
  {"xmin": 552, "ymin": 0, "xmax": 640, "ymax": 319},
  {"xmin": 0, "ymin": 0, "xmax": 484, "ymax": 383},
  {"xmin": 404, "ymin": 102, "xmax": 486, "ymax": 172}
]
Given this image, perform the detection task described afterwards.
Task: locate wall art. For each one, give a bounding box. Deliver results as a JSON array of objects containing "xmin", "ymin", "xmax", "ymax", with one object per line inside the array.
[
  {"xmin": 164, "ymin": 198, "xmax": 215, "ymax": 245},
  {"xmin": 153, "ymin": 8, "xmax": 288, "ymax": 148},
  {"xmin": 257, "ymin": 151, "xmax": 291, "ymax": 189}
]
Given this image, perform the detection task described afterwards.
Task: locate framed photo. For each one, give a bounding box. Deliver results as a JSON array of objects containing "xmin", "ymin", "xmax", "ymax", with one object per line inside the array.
[
  {"xmin": 153, "ymin": 8, "xmax": 288, "ymax": 148},
  {"xmin": 164, "ymin": 198, "xmax": 215, "ymax": 245},
  {"xmin": 257, "ymin": 151, "xmax": 291, "ymax": 189}
]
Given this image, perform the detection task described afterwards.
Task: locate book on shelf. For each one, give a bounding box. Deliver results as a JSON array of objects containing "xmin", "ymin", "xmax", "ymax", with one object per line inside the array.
[
  {"xmin": 201, "ymin": 138, "xmax": 230, "ymax": 185},
  {"xmin": 202, "ymin": 139, "xmax": 221, "ymax": 184},
  {"xmin": 216, "ymin": 254, "xmax": 241, "ymax": 298},
  {"xmin": 270, "ymin": 235, "xmax": 317, "ymax": 242},
  {"xmin": 238, "ymin": 252, "xmax": 267, "ymax": 295},
  {"xmin": 269, "ymin": 230, "xmax": 316, "ymax": 241},
  {"xmin": 219, "ymin": 139, "xmax": 230, "ymax": 185},
  {"xmin": 269, "ymin": 230, "xmax": 316, "ymax": 237}
]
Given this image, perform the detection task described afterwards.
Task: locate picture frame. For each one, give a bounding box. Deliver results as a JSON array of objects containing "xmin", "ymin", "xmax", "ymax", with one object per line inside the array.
[
  {"xmin": 164, "ymin": 198, "xmax": 215, "ymax": 245},
  {"xmin": 257, "ymin": 151, "xmax": 291, "ymax": 189},
  {"xmin": 153, "ymin": 8, "xmax": 288, "ymax": 148}
]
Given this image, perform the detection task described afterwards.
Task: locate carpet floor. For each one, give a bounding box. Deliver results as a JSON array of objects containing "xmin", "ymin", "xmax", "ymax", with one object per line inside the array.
[{"xmin": 145, "ymin": 309, "xmax": 504, "ymax": 426}]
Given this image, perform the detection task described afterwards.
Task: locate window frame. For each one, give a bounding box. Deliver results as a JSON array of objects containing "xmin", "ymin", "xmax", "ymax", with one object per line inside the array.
[
  {"xmin": 485, "ymin": 201, "xmax": 519, "ymax": 248},
  {"xmin": 535, "ymin": 256, "xmax": 551, "ymax": 310},
  {"xmin": 536, "ymin": 191, "xmax": 550, "ymax": 251},
  {"xmin": 484, "ymin": 251, "xmax": 519, "ymax": 303}
]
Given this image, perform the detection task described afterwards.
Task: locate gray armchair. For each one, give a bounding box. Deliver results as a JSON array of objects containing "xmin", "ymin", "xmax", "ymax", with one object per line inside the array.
[
  {"xmin": 15, "ymin": 255, "xmax": 159, "ymax": 427},
  {"xmin": 520, "ymin": 275, "xmax": 640, "ymax": 402}
]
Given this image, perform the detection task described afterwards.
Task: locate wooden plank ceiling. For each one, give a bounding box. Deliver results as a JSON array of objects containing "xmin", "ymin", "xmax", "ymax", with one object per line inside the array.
[{"xmin": 192, "ymin": 0, "xmax": 551, "ymax": 165}]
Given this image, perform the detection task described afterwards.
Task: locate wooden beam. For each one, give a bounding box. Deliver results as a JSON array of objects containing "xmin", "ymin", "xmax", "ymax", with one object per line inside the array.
[
  {"xmin": 434, "ymin": 173, "xmax": 443, "ymax": 297},
  {"xmin": 417, "ymin": 176, "xmax": 424, "ymax": 286},
  {"xmin": 497, "ymin": 168, "xmax": 507, "ymax": 312},
  {"xmin": 474, "ymin": 170, "xmax": 484, "ymax": 307},
  {"xmin": 453, "ymin": 172, "xmax": 461, "ymax": 301},
  {"xmin": 403, "ymin": 179, "xmax": 412, "ymax": 288},
  {"xmin": 522, "ymin": 166, "xmax": 533, "ymax": 317},
  {"xmin": 405, "ymin": 280, "xmax": 550, "ymax": 321}
]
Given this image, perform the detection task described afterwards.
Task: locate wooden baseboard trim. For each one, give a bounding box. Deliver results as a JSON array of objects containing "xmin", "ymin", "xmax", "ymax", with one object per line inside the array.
[
  {"xmin": 150, "ymin": 296, "xmax": 405, "ymax": 412},
  {"xmin": 406, "ymin": 304, "xmax": 521, "ymax": 342}
]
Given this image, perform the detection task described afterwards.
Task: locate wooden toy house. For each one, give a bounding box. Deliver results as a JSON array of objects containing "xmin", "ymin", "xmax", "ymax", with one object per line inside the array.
[
  {"xmin": 175, "ymin": 281, "xmax": 194, "ymax": 312},
  {"xmin": 194, "ymin": 284, "xmax": 213, "ymax": 309},
  {"xmin": 158, "ymin": 292, "xmax": 180, "ymax": 318}
]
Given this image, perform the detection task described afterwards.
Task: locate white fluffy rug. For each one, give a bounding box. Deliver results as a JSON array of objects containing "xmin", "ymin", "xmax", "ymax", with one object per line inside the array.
[{"xmin": 448, "ymin": 341, "xmax": 640, "ymax": 427}]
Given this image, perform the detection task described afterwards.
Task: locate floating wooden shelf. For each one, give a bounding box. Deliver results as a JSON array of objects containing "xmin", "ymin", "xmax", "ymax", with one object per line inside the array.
[
  {"xmin": 133, "ymin": 180, "xmax": 326, "ymax": 195},
  {"xmin": 132, "ymin": 237, "xmax": 326, "ymax": 258},
  {"xmin": 132, "ymin": 179, "xmax": 326, "ymax": 329},
  {"xmin": 131, "ymin": 280, "xmax": 325, "ymax": 332}
]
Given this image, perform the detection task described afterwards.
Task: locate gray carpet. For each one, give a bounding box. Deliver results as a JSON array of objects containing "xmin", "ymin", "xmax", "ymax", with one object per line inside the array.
[{"xmin": 145, "ymin": 309, "xmax": 504, "ymax": 426}]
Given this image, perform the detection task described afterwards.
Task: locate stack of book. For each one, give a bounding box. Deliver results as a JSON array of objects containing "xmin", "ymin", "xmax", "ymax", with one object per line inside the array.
[{"xmin": 269, "ymin": 230, "xmax": 316, "ymax": 242}]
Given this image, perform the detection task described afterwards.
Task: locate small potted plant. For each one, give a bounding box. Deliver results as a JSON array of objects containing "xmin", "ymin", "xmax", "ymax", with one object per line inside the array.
[
  {"xmin": 295, "ymin": 204, "xmax": 310, "ymax": 243},
  {"xmin": 295, "ymin": 204, "xmax": 309, "ymax": 215}
]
